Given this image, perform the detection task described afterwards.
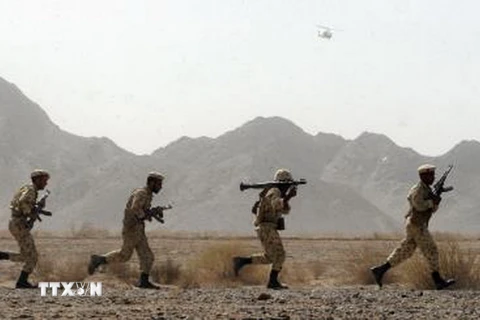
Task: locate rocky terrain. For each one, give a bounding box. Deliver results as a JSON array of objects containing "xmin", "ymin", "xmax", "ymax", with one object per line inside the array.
[
  {"xmin": 0, "ymin": 235, "xmax": 479, "ymax": 319},
  {"xmin": 1, "ymin": 285, "xmax": 479, "ymax": 319}
]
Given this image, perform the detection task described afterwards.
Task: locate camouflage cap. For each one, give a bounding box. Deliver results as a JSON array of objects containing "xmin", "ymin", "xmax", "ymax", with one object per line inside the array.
[
  {"xmin": 418, "ymin": 164, "xmax": 436, "ymax": 174},
  {"xmin": 274, "ymin": 169, "xmax": 293, "ymax": 182},
  {"xmin": 31, "ymin": 169, "xmax": 50, "ymax": 179},
  {"xmin": 148, "ymin": 172, "xmax": 165, "ymax": 181}
]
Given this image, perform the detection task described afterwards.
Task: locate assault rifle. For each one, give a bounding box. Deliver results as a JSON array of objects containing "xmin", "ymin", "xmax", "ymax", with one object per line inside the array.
[
  {"xmin": 432, "ymin": 165, "xmax": 454, "ymax": 199},
  {"xmin": 239, "ymin": 179, "xmax": 307, "ymax": 192},
  {"xmin": 145, "ymin": 204, "xmax": 173, "ymax": 224},
  {"xmin": 27, "ymin": 190, "xmax": 52, "ymax": 229}
]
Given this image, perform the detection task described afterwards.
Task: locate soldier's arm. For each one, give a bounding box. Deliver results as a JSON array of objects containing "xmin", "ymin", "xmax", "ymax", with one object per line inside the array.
[
  {"xmin": 267, "ymin": 188, "xmax": 291, "ymax": 215},
  {"xmin": 409, "ymin": 186, "xmax": 434, "ymax": 212},
  {"xmin": 130, "ymin": 190, "xmax": 149, "ymax": 220},
  {"xmin": 18, "ymin": 187, "xmax": 37, "ymax": 218}
]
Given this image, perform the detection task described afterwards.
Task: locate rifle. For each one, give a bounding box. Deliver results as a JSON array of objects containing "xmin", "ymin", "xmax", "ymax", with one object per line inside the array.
[
  {"xmin": 240, "ymin": 179, "xmax": 307, "ymax": 192},
  {"xmin": 431, "ymin": 165, "xmax": 454, "ymax": 200},
  {"xmin": 145, "ymin": 204, "xmax": 173, "ymax": 224},
  {"xmin": 27, "ymin": 190, "xmax": 52, "ymax": 229}
]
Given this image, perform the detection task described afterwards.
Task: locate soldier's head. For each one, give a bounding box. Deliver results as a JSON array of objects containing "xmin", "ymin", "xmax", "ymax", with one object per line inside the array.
[
  {"xmin": 274, "ymin": 168, "xmax": 293, "ymax": 194},
  {"xmin": 147, "ymin": 172, "xmax": 164, "ymax": 194},
  {"xmin": 418, "ymin": 164, "xmax": 435, "ymax": 185},
  {"xmin": 31, "ymin": 169, "xmax": 50, "ymax": 190}
]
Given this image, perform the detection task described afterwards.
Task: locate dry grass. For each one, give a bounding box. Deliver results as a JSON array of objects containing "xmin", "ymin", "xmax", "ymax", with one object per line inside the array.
[
  {"xmin": 280, "ymin": 262, "xmax": 315, "ymax": 285},
  {"xmin": 178, "ymin": 242, "xmax": 262, "ymax": 288},
  {"xmin": 105, "ymin": 262, "xmax": 138, "ymax": 284},
  {"xmin": 336, "ymin": 243, "xmax": 399, "ymax": 285},
  {"xmin": 151, "ymin": 259, "xmax": 182, "ymax": 285},
  {"xmin": 68, "ymin": 223, "xmax": 112, "ymax": 239},
  {"xmin": 399, "ymin": 240, "xmax": 480, "ymax": 290},
  {"xmin": 176, "ymin": 242, "xmax": 317, "ymax": 288},
  {"xmin": 33, "ymin": 254, "xmax": 89, "ymax": 282}
]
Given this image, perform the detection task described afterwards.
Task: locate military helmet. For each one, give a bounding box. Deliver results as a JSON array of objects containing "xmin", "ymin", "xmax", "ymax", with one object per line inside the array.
[{"xmin": 274, "ymin": 169, "xmax": 293, "ymax": 182}]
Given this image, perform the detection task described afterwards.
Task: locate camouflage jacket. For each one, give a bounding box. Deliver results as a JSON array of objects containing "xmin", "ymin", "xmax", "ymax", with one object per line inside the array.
[
  {"xmin": 254, "ymin": 187, "xmax": 290, "ymax": 227},
  {"xmin": 10, "ymin": 184, "xmax": 38, "ymax": 221},
  {"xmin": 406, "ymin": 181, "xmax": 437, "ymax": 226},
  {"xmin": 123, "ymin": 186, "xmax": 153, "ymax": 229}
]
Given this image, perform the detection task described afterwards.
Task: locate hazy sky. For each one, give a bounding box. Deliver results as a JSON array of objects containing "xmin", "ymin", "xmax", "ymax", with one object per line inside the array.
[{"xmin": 0, "ymin": 0, "xmax": 479, "ymax": 155}]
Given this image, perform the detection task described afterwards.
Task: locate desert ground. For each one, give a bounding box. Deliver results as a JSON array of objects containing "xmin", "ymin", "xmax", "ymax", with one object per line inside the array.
[{"xmin": 0, "ymin": 232, "xmax": 479, "ymax": 319}]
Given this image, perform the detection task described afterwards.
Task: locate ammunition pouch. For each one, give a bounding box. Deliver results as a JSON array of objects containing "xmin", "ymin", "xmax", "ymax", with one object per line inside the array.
[{"xmin": 276, "ymin": 217, "xmax": 285, "ymax": 231}]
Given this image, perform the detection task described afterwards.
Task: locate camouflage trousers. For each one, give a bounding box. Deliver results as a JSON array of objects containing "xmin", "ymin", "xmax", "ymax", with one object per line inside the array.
[
  {"xmin": 387, "ymin": 219, "xmax": 439, "ymax": 272},
  {"xmin": 104, "ymin": 225, "xmax": 154, "ymax": 273},
  {"xmin": 251, "ymin": 223, "xmax": 286, "ymax": 271},
  {"xmin": 8, "ymin": 218, "xmax": 38, "ymax": 273}
]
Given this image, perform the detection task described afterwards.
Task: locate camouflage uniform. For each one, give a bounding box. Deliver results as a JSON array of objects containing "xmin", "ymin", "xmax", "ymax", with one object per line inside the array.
[
  {"xmin": 8, "ymin": 184, "xmax": 39, "ymax": 273},
  {"xmin": 387, "ymin": 181, "xmax": 439, "ymax": 271},
  {"xmin": 251, "ymin": 187, "xmax": 290, "ymax": 271},
  {"xmin": 371, "ymin": 164, "xmax": 455, "ymax": 290},
  {"xmin": 104, "ymin": 187, "xmax": 154, "ymax": 273}
]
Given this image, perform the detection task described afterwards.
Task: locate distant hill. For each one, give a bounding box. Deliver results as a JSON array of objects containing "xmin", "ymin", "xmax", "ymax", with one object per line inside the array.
[{"xmin": 1, "ymin": 76, "xmax": 478, "ymax": 234}]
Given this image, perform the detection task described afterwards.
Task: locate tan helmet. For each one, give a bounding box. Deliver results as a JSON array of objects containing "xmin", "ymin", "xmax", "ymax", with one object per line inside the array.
[
  {"xmin": 31, "ymin": 169, "xmax": 50, "ymax": 179},
  {"xmin": 274, "ymin": 169, "xmax": 293, "ymax": 182},
  {"xmin": 148, "ymin": 171, "xmax": 165, "ymax": 181}
]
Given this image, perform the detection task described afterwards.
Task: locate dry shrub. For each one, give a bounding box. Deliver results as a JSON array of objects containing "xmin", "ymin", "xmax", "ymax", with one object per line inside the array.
[
  {"xmin": 178, "ymin": 242, "xmax": 267, "ymax": 288},
  {"xmin": 337, "ymin": 243, "xmax": 399, "ymax": 285},
  {"xmin": 33, "ymin": 255, "xmax": 88, "ymax": 282},
  {"xmin": 151, "ymin": 259, "xmax": 182, "ymax": 285},
  {"xmin": 177, "ymin": 242, "xmax": 316, "ymax": 288},
  {"xmin": 105, "ymin": 262, "xmax": 137, "ymax": 283},
  {"xmin": 280, "ymin": 262, "xmax": 315, "ymax": 285},
  {"xmin": 399, "ymin": 240, "xmax": 480, "ymax": 290},
  {"xmin": 306, "ymin": 260, "xmax": 327, "ymax": 280}
]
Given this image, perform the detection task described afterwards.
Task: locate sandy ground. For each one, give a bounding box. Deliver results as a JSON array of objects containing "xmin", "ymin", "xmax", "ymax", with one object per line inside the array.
[{"xmin": 0, "ymin": 236, "xmax": 479, "ymax": 319}]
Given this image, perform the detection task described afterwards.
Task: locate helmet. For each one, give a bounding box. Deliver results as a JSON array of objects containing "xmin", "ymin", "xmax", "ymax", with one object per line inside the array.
[{"xmin": 274, "ymin": 169, "xmax": 293, "ymax": 182}]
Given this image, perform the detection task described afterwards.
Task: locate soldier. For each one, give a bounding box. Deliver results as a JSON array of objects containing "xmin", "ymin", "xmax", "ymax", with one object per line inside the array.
[
  {"xmin": 87, "ymin": 172, "xmax": 165, "ymax": 289},
  {"xmin": 232, "ymin": 169, "xmax": 297, "ymax": 290},
  {"xmin": 0, "ymin": 169, "xmax": 50, "ymax": 289},
  {"xmin": 370, "ymin": 164, "xmax": 455, "ymax": 290}
]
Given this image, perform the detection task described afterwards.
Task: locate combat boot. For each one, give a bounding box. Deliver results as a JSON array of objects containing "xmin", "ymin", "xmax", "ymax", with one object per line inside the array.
[
  {"xmin": 0, "ymin": 251, "xmax": 9, "ymax": 260},
  {"xmin": 233, "ymin": 256, "xmax": 252, "ymax": 276},
  {"xmin": 88, "ymin": 254, "xmax": 107, "ymax": 275},
  {"xmin": 267, "ymin": 270, "xmax": 288, "ymax": 290},
  {"xmin": 15, "ymin": 271, "xmax": 37, "ymax": 289},
  {"xmin": 137, "ymin": 272, "xmax": 160, "ymax": 289},
  {"xmin": 370, "ymin": 262, "xmax": 391, "ymax": 288},
  {"xmin": 432, "ymin": 271, "xmax": 455, "ymax": 290}
]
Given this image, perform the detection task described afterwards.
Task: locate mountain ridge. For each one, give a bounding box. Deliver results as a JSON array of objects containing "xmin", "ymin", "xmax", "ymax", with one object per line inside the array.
[{"xmin": 1, "ymin": 77, "xmax": 479, "ymax": 233}]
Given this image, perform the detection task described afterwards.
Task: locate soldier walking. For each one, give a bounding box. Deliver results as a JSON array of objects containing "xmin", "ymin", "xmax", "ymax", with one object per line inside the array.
[
  {"xmin": 0, "ymin": 169, "xmax": 50, "ymax": 289},
  {"xmin": 88, "ymin": 172, "xmax": 165, "ymax": 289},
  {"xmin": 370, "ymin": 164, "xmax": 455, "ymax": 290},
  {"xmin": 233, "ymin": 169, "xmax": 297, "ymax": 290}
]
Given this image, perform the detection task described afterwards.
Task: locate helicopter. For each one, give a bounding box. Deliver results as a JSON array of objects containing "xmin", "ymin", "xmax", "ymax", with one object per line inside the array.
[{"xmin": 317, "ymin": 25, "xmax": 339, "ymax": 39}]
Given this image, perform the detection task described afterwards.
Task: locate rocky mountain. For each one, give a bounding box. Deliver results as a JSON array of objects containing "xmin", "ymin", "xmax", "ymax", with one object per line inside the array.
[{"xmin": 1, "ymin": 76, "xmax": 478, "ymax": 234}]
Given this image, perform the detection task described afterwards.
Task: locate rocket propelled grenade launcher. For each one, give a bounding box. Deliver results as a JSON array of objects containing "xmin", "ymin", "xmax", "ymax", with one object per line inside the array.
[{"xmin": 240, "ymin": 179, "xmax": 307, "ymax": 192}]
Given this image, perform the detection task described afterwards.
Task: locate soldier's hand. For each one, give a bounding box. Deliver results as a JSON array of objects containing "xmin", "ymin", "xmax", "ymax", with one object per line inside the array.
[
  {"xmin": 285, "ymin": 186, "xmax": 297, "ymax": 199},
  {"xmin": 433, "ymin": 195, "xmax": 442, "ymax": 205}
]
